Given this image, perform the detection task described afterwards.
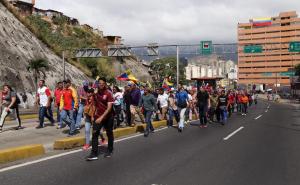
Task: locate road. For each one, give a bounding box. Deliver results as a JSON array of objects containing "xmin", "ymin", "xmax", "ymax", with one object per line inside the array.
[{"xmin": 1, "ymin": 101, "xmax": 300, "ymax": 185}]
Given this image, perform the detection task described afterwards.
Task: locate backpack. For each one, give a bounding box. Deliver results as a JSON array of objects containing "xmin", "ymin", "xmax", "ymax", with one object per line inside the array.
[
  {"xmin": 177, "ymin": 91, "xmax": 188, "ymax": 108},
  {"xmin": 16, "ymin": 95, "xmax": 21, "ymax": 104}
]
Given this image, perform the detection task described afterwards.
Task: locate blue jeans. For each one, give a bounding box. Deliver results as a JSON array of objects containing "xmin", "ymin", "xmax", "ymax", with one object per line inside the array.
[
  {"xmin": 39, "ymin": 106, "xmax": 54, "ymax": 127},
  {"xmin": 219, "ymin": 106, "xmax": 228, "ymax": 124},
  {"xmin": 75, "ymin": 103, "xmax": 84, "ymax": 128},
  {"xmin": 85, "ymin": 120, "xmax": 91, "ymax": 145},
  {"xmin": 61, "ymin": 109, "xmax": 76, "ymax": 134},
  {"xmin": 144, "ymin": 110, "xmax": 154, "ymax": 132},
  {"xmin": 167, "ymin": 108, "xmax": 179, "ymax": 126}
]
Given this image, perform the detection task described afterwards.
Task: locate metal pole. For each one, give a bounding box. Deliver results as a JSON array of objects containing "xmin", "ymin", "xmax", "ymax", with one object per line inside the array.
[
  {"xmin": 63, "ymin": 51, "xmax": 65, "ymax": 81},
  {"xmin": 176, "ymin": 45, "xmax": 179, "ymax": 88},
  {"xmin": 275, "ymin": 72, "xmax": 278, "ymax": 95}
]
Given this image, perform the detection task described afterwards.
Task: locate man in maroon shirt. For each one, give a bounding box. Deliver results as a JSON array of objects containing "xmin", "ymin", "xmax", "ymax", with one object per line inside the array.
[{"xmin": 87, "ymin": 77, "xmax": 115, "ymax": 161}]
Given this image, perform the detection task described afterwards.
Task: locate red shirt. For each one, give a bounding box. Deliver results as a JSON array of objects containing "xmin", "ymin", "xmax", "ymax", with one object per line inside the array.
[
  {"xmin": 228, "ymin": 94, "xmax": 235, "ymax": 104},
  {"xmin": 94, "ymin": 89, "xmax": 114, "ymax": 120},
  {"xmin": 54, "ymin": 88, "xmax": 63, "ymax": 106},
  {"xmin": 60, "ymin": 87, "xmax": 78, "ymax": 110}
]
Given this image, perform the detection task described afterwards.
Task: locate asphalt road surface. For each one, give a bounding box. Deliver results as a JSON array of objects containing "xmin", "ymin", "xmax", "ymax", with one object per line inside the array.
[{"xmin": 1, "ymin": 100, "xmax": 300, "ymax": 185}]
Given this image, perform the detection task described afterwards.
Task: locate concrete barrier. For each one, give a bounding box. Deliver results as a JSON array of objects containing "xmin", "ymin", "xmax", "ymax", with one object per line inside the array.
[
  {"xmin": 0, "ymin": 144, "xmax": 45, "ymax": 164},
  {"xmin": 53, "ymin": 119, "xmax": 183, "ymax": 150},
  {"xmin": 53, "ymin": 136, "xmax": 85, "ymax": 150}
]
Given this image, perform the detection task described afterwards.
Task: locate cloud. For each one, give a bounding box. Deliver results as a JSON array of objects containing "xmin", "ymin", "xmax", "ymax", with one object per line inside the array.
[{"xmin": 35, "ymin": 0, "xmax": 300, "ymax": 45}]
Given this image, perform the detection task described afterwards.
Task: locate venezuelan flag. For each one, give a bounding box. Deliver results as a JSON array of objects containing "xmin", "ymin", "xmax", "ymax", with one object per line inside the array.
[
  {"xmin": 252, "ymin": 17, "xmax": 272, "ymax": 27},
  {"xmin": 116, "ymin": 73, "xmax": 129, "ymax": 81},
  {"xmin": 162, "ymin": 77, "xmax": 173, "ymax": 90},
  {"xmin": 116, "ymin": 70, "xmax": 138, "ymax": 83}
]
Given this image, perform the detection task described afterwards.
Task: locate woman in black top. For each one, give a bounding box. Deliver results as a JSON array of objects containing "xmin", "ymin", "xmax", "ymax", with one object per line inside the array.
[{"xmin": 0, "ymin": 85, "xmax": 22, "ymax": 132}]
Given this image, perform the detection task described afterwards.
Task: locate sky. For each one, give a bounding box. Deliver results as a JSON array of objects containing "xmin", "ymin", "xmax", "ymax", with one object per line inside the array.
[{"xmin": 34, "ymin": 0, "xmax": 300, "ymax": 45}]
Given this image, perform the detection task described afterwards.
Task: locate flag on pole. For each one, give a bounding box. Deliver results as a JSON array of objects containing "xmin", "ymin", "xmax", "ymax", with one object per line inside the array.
[
  {"xmin": 116, "ymin": 70, "xmax": 138, "ymax": 83},
  {"xmin": 162, "ymin": 76, "xmax": 174, "ymax": 90}
]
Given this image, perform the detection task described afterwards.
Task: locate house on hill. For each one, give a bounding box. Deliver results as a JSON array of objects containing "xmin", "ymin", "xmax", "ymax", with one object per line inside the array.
[
  {"xmin": 104, "ymin": 36, "xmax": 122, "ymax": 45},
  {"xmin": 8, "ymin": 0, "xmax": 34, "ymax": 16}
]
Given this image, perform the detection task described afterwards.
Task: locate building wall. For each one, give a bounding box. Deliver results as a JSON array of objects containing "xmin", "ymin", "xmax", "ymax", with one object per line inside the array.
[{"xmin": 238, "ymin": 11, "xmax": 300, "ymax": 87}]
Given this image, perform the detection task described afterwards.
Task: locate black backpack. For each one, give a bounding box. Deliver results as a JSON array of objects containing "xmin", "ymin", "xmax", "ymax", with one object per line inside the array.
[{"xmin": 11, "ymin": 91, "xmax": 21, "ymax": 108}]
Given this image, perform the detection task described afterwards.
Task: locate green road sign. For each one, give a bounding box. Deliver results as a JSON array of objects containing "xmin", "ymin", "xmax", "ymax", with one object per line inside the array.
[
  {"xmin": 201, "ymin": 41, "xmax": 212, "ymax": 55},
  {"xmin": 244, "ymin": 45, "xmax": 262, "ymax": 53},
  {"xmin": 279, "ymin": 72, "xmax": 295, "ymax": 77},
  {"xmin": 262, "ymin": 72, "xmax": 272, "ymax": 76},
  {"xmin": 289, "ymin": 42, "xmax": 300, "ymax": 52}
]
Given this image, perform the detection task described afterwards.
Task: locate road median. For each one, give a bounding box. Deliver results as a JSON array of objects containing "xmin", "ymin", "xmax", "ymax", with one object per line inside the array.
[
  {"xmin": 53, "ymin": 120, "xmax": 168, "ymax": 150},
  {"xmin": 0, "ymin": 144, "xmax": 45, "ymax": 164}
]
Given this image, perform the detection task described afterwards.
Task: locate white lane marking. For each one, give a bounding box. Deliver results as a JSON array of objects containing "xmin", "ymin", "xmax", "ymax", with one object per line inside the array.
[
  {"xmin": 254, "ymin": 115, "xmax": 263, "ymax": 120},
  {"xmin": 0, "ymin": 127, "xmax": 168, "ymax": 173},
  {"xmin": 223, "ymin": 126, "xmax": 244, "ymax": 141}
]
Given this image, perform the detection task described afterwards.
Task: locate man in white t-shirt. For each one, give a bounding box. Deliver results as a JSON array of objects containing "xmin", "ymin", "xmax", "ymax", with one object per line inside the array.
[
  {"xmin": 157, "ymin": 88, "xmax": 169, "ymax": 120},
  {"xmin": 36, "ymin": 80, "xmax": 54, "ymax": 128}
]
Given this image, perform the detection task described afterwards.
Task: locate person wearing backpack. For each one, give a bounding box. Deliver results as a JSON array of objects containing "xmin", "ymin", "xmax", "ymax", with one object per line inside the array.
[
  {"xmin": 196, "ymin": 86, "xmax": 210, "ymax": 128},
  {"xmin": 175, "ymin": 84, "xmax": 189, "ymax": 132},
  {"xmin": 0, "ymin": 84, "xmax": 22, "ymax": 132}
]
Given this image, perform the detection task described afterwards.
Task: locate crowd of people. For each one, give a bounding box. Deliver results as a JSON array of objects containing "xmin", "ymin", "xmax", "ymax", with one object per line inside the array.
[{"xmin": 0, "ymin": 77, "xmax": 258, "ymax": 161}]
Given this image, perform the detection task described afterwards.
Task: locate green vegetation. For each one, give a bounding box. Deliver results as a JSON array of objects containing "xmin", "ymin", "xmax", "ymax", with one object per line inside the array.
[
  {"xmin": 150, "ymin": 57, "xmax": 188, "ymax": 87},
  {"xmin": 27, "ymin": 58, "xmax": 50, "ymax": 92},
  {"xmin": 295, "ymin": 64, "xmax": 300, "ymax": 76},
  {"xmin": 0, "ymin": 0, "xmax": 112, "ymax": 79}
]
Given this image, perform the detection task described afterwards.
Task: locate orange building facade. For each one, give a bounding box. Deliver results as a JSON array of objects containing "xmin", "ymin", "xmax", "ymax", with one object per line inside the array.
[{"xmin": 238, "ymin": 11, "xmax": 300, "ymax": 87}]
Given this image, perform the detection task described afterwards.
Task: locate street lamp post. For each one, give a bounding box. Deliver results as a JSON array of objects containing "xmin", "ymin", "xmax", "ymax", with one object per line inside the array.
[
  {"xmin": 176, "ymin": 45, "xmax": 179, "ymax": 88},
  {"xmin": 62, "ymin": 51, "xmax": 65, "ymax": 81}
]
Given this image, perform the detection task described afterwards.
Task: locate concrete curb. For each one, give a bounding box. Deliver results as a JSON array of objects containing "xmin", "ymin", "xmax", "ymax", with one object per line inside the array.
[
  {"xmin": 53, "ymin": 120, "xmax": 168, "ymax": 150},
  {"xmin": 7, "ymin": 113, "xmax": 57, "ymax": 121},
  {"xmin": 0, "ymin": 144, "xmax": 45, "ymax": 164}
]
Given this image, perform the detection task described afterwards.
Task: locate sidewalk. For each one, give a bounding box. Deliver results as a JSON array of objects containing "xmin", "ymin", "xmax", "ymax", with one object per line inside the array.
[
  {"xmin": 0, "ymin": 118, "xmax": 84, "ymax": 151},
  {"xmin": 257, "ymin": 94, "xmax": 300, "ymax": 108}
]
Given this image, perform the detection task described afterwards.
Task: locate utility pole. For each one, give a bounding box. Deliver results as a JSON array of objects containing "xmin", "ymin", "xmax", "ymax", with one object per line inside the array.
[
  {"xmin": 275, "ymin": 72, "xmax": 278, "ymax": 95},
  {"xmin": 176, "ymin": 45, "xmax": 179, "ymax": 88}
]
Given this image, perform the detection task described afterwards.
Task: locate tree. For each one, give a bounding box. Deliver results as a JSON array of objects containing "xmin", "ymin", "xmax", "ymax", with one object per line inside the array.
[
  {"xmin": 27, "ymin": 58, "xmax": 50, "ymax": 93},
  {"xmin": 150, "ymin": 57, "xmax": 188, "ymax": 88}
]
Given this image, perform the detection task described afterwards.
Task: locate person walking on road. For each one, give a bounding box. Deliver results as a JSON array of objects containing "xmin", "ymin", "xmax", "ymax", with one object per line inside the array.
[
  {"xmin": 241, "ymin": 92, "xmax": 249, "ymax": 116},
  {"xmin": 123, "ymin": 85, "xmax": 132, "ymax": 126},
  {"xmin": 54, "ymin": 81, "xmax": 63, "ymax": 128},
  {"xmin": 36, "ymin": 80, "xmax": 55, "ymax": 129},
  {"xmin": 157, "ymin": 88, "xmax": 168, "ymax": 120},
  {"xmin": 75, "ymin": 81, "xmax": 89, "ymax": 130},
  {"xmin": 113, "ymin": 86, "xmax": 124, "ymax": 128},
  {"xmin": 208, "ymin": 91, "xmax": 218, "ymax": 122},
  {"xmin": 175, "ymin": 84, "xmax": 189, "ymax": 132},
  {"xmin": 217, "ymin": 90, "xmax": 230, "ymax": 125},
  {"xmin": 167, "ymin": 89, "xmax": 179, "ymax": 127},
  {"xmin": 0, "ymin": 84, "xmax": 22, "ymax": 132},
  {"xmin": 129, "ymin": 83, "xmax": 145, "ymax": 127},
  {"xmin": 139, "ymin": 87, "xmax": 158, "ymax": 137},
  {"xmin": 59, "ymin": 79, "xmax": 78, "ymax": 136},
  {"xmin": 87, "ymin": 77, "xmax": 115, "ymax": 161},
  {"xmin": 196, "ymin": 86, "xmax": 210, "ymax": 128}
]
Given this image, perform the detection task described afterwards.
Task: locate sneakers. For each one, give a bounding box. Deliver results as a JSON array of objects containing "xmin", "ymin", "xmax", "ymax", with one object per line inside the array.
[
  {"xmin": 178, "ymin": 127, "xmax": 183, "ymax": 132},
  {"xmin": 203, "ymin": 125, "xmax": 208, "ymax": 128},
  {"xmin": 104, "ymin": 152, "xmax": 113, "ymax": 158},
  {"xmin": 99, "ymin": 139, "xmax": 108, "ymax": 146},
  {"xmin": 0, "ymin": 127, "xmax": 2, "ymax": 133},
  {"xmin": 144, "ymin": 131, "xmax": 149, "ymax": 137},
  {"xmin": 35, "ymin": 125, "xmax": 44, "ymax": 129},
  {"xmin": 16, "ymin": 126, "xmax": 23, "ymax": 130},
  {"xmin": 82, "ymin": 144, "xmax": 90, "ymax": 151},
  {"xmin": 200, "ymin": 125, "xmax": 203, "ymax": 128},
  {"xmin": 86, "ymin": 154, "xmax": 98, "ymax": 161}
]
